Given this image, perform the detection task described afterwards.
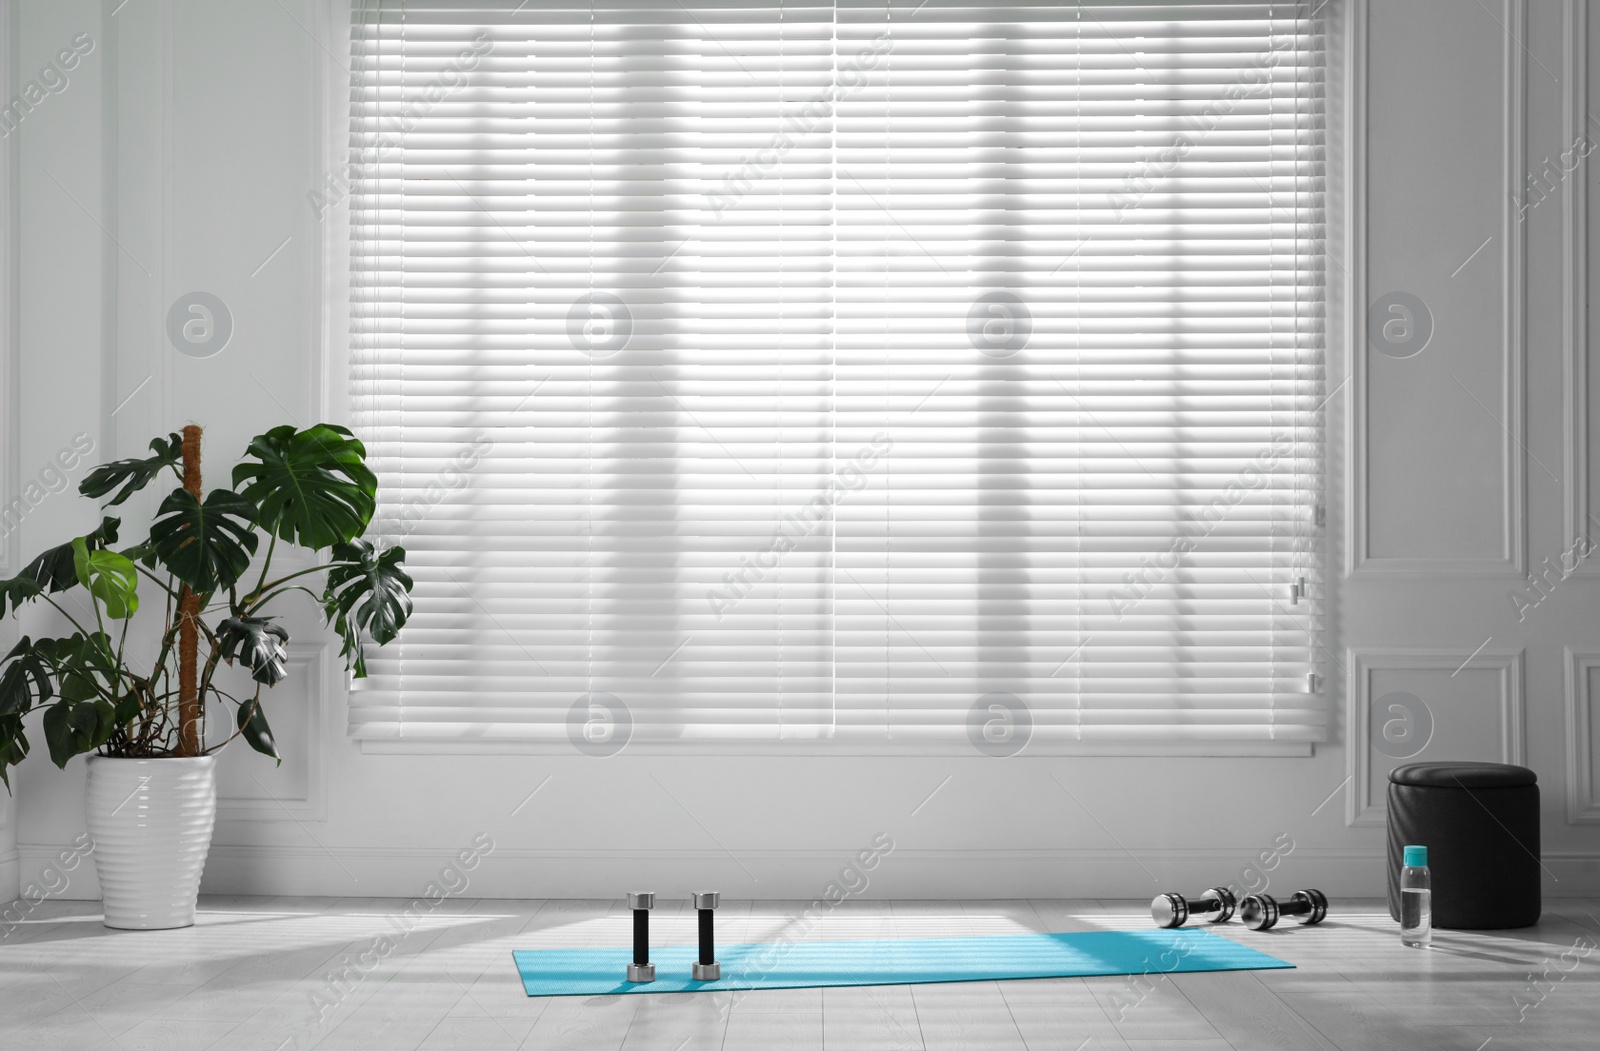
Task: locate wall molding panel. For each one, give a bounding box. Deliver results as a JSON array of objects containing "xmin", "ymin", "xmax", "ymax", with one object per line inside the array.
[
  {"xmin": 1565, "ymin": 0, "xmax": 1599, "ymax": 567},
  {"xmin": 1566, "ymin": 649, "xmax": 1600, "ymax": 824},
  {"xmin": 108, "ymin": 0, "xmax": 167, "ymax": 461},
  {"xmin": 1348, "ymin": 0, "xmax": 1527, "ymax": 579},
  {"xmin": 1500, "ymin": 0, "xmax": 1529, "ymax": 578},
  {"xmin": 0, "ymin": 0, "xmax": 19, "ymax": 908},
  {"xmin": 215, "ymin": 644, "xmax": 330, "ymax": 823},
  {"xmin": 1346, "ymin": 647, "xmax": 1526, "ymax": 827},
  {"xmin": 1339, "ymin": 0, "xmax": 1366, "ymax": 579}
]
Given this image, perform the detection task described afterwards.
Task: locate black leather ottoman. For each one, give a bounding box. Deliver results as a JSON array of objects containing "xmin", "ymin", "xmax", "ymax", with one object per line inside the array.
[{"xmin": 1386, "ymin": 762, "xmax": 1540, "ymax": 929}]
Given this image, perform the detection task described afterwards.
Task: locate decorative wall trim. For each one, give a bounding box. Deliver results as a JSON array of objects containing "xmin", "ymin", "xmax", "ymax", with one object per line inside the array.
[
  {"xmin": 1348, "ymin": 0, "xmax": 1527, "ymax": 579},
  {"xmin": 1501, "ymin": 0, "xmax": 1528, "ymax": 577},
  {"xmin": 215, "ymin": 644, "xmax": 329, "ymax": 822},
  {"xmin": 1342, "ymin": 0, "xmax": 1366, "ymax": 579},
  {"xmin": 1566, "ymin": 649, "xmax": 1600, "ymax": 824},
  {"xmin": 1565, "ymin": 0, "xmax": 1598, "ymax": 566},
  {"xmin": 15, "ymin": 842, "xmax": 1400, "ymax": 901},
  {"xmin": 19, "ymin": 840, "xmax": 1599, "ymax": 900},
  {"xmin": 107, "ymin": 0, "xmax": 167, "ymax": 461},
  {"xmin": 0, "ymin": 0, "xmax": 17, "ymax": 575},
  {"xmin": 1346, "ymin": 647, "xmax": 1525, "ymax": 827},
  {"xmin": 317, "ymin": 0, "xmax": 351, "ymax": 429},
  {"xmin": 154, "ymin": 0, "xmax": 173, "ymax": 447}
]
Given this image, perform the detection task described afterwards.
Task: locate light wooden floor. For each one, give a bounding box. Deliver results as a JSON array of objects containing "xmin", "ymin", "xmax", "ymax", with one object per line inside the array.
[{"xmin": 1, "ymin": 895, "xmax": 1597, "ymax": 1050}]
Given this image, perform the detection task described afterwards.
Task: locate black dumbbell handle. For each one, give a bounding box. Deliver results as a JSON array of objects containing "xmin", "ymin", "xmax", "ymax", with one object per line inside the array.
[
  {"xmin": 698, "ymin": 908, "xmax": 715, "ymax": 966},
  {"xmin": 633, "ymin": 908, "xmax": 650, "ymax": 966},
  {"xmin": 1245, "ymin": 890, "xmax": 1325, "ymax": 929},
  {"xmin": 1190, "ymin": 897, "xmax": 1224, "ymax": 913}
]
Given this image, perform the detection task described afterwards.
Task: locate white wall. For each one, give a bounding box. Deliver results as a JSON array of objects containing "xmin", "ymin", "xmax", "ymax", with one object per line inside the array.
[
  {"xmin": 2, "ymin": 0, "xmax": 1598, "ymax": 904},
  {"xmin": 0, "ymin": 0, "xmax": 12, "ymax": 905}
]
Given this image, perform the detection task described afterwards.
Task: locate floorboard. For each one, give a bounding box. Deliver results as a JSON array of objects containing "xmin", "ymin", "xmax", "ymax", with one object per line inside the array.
[{"xmin": 0, "ymin": 895, "xmax": 1594, "ymax": 1050}]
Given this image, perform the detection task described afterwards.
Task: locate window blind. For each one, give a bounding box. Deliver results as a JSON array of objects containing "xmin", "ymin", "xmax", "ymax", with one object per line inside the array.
[{"xmin": 346, "ymin": 0, "xmax": 1326, "ymax": 749}]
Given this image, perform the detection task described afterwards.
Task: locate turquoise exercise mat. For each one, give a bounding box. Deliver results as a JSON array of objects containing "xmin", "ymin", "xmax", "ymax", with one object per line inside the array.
[{"xmin": 512, "ymin": 927, "xmax": 1292, "ymax": 997}]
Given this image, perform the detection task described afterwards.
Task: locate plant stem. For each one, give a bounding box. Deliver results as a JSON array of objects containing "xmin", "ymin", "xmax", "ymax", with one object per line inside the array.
[
  {"xmin": 196, "ymin": 636, "xmax": 224, "ymax": 743},
  {"xmin": 247, "ymin": 583, "xmax": 321, "ymax": 614},
  {"xmin": 86, "ymin": 580, "xmax": 107, "ymax": 642},
  {"xmin": 115, "ymin": 613, "xmax": 131, "ymax": 693},
  {"xmin": 249, "ymin": 533, "xmax": 277, "ymax": 606},
  {"xmin": 149, "ymin": 589, "xmax": 178, "ymax": 685},
  {"xmin": 241, "ymin": 564, "xmax": 326, "ymax": 610},
  {"xmin": 36, "ymin": 649, "xmax": 119, "ymax": 707},
  {"xmin": 202, "ymin": 686, "xmax": 263, "ymax": 755}
]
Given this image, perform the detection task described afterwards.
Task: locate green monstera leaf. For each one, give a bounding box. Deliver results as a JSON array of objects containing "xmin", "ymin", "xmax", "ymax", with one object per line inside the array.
[
  {"xmin": 236, "ymin": 697, "xmax": 280, "ymax": 762},
  {"xmin": 232, "ymin": 424, "xmax": 377, "ymax": 551},
  {"xmin": 72, "ymin": 538, "xmax": 140, "ymax": 619},
  {"xmin": 322, "ymin": 540, "xmax": 413, "ymax": 677},
  {"xmin": 79, "ymin": 433, "xmax": 183, "ymax": 506},
  {"xmin": 34, "ymin": 631, "xmax": 123, "ymax": 767},
  {"xmin": 112, "ymin": 691, "xmax": 141, "ymax": 725},
  {"xmin": 217, "ymin": 616, "xmax": 291, "ymax": 686},
  {"xmin": 42, "ymin": 698, "xmax": 116, "ymax": 768},
  {"xmin": 118, "ymin": 539, "xmax": 159, "ymax": 570},
  {"xmin": 0, "ymin": 713, "xmax": 29, "ymax": 790},
  {"xmin": 3, "ymin": 517, "xmax": 121, "ymax": 604},
  {"xmin": 0, "ymin": 575, "xmax": 42, "ymax": 619},
  {"xmin": 0, "ymin": 637, "xmax": 55, "ymax": 716},
  {"xmin": 52, "ymin": 633, "xmax": 118, "ymax": 703},
  {"xmin": 149, "ymin": 488, "xmax": 259, "ymax": 594},
  {"xmin": 4, "ymin": 633, "xmax": 119, "ymax": 714}
]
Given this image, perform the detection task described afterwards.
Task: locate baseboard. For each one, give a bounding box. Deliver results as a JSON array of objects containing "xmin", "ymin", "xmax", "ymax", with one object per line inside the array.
[
  {"xmin": 1545, "ymin": 851, "xmax": 1600, "ymax": 891},
  {"xmin": 0, "ymin": 848, "xmax": 18, "ymax": 903},
  {"xmin": 19, "ymin": 843, "xmax": 1599, "ymax": 901}
]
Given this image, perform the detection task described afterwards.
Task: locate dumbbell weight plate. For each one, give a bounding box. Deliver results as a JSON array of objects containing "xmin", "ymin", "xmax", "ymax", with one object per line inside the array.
[
  {"xmin": 1239, "ymin": 893, "xmax": 1280, "ymax": 930},
  {"xmin": 1199, "ymin": 886, "xmax": 1237, "ymax": 924},
  {"xmin": 1288, "ymin": 888, "xmax": 1328, "ymax": 925},
  {"xmin": 1151, "ymin": 892, "xmax": 1189, "ymax": 929}
]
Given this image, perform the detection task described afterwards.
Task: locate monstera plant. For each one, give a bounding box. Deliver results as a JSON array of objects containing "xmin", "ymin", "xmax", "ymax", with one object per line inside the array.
[
  {"xmin": 0, "ymin": 423, "xmax": 412, "ymax": 929},
  {"xmin": 0, "ymin": 423, "xmax": 411, "ymax": 776}
]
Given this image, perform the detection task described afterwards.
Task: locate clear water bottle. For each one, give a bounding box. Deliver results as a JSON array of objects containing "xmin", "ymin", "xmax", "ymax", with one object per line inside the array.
[{"xmin": 1399, "ymin": 844, "xmax": 1432, "ymax": 948}]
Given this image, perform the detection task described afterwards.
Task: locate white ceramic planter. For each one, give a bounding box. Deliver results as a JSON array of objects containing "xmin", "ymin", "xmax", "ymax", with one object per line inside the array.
[{"xmin": 85, "ymin": 755, "xmax": 217, "ymax": 930}]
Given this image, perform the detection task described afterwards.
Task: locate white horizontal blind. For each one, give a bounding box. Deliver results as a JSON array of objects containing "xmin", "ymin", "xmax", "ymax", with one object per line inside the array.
[
  {"xmin": 830, "ymin": 1, "xmax": 1326, "ymax": 744},
  {"xmin": 347, "ymin": 0, "xmax": 1326, "ymax": 748}
]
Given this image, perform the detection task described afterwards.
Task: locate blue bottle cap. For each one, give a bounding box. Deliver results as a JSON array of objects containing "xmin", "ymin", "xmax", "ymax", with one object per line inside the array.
[{"xmin": 1403, "ymin": 844, "xmax": 1427, "ymax": 867}]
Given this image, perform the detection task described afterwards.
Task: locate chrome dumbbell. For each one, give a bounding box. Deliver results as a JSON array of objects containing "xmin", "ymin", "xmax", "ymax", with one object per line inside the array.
[
  {"xmin": 1239, "ymin": 889, "xmax": 1327, "ymax": 931},
  {"xmin": 1151, "ymin": 887, "xmax": 1237, "ymax": 928},
  {"xmin": 692, "ymin": 891, "xmax": 721, "ymax": 981},
  {"xmin": 626, "ymin": 891, "xmax": 656, "ymax": 982}
]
